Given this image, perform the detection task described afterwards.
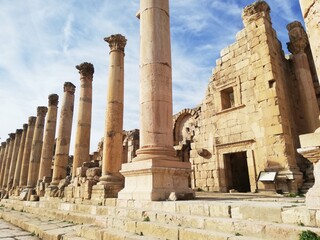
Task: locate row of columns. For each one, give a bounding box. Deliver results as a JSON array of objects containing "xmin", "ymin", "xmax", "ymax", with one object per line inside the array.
[{"xmin": 0, "ymin": 35, "xmax": 128, "ymax": 198}]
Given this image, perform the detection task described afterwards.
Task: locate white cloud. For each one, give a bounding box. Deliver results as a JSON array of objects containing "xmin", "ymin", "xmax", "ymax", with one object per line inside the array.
[{"xmin": 0, "ymin": 0, "xmax": 304, "ymax": 155}]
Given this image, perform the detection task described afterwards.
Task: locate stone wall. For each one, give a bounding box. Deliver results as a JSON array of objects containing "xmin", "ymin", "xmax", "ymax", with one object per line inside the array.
[{"xmin": 177, "ymin": 1, "xmax": 318, "ymax": 193}]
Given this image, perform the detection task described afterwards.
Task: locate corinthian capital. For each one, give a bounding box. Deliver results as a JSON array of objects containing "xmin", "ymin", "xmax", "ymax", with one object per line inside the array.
[
  {"xmin": 63, "ymin": 82, "xmax": 76, "ymax": 95},
  {"xmin": 104, "ymin": 34, "xmax": 127, "ymax": 52},
  {"xmin": 37, "ymin": 106, "xmax": 48, "ymax": 117},
  {"xmin": 287, "ymin": 21, "xmax": 308, "ymax": 54},
  {"xmin": 23, "ymin": 124, "xmax": 28, "ymax": 131},
  {"xmin": 76, "ymin": 62, "xmax": 94, "ymax": 78},
  {"xmin": 28, "ymin": 116, "xmax": 37, "ymax": 126},
  {"xmin": 48, "ymin": 94, "xmax": 59, "ymax": 106}
]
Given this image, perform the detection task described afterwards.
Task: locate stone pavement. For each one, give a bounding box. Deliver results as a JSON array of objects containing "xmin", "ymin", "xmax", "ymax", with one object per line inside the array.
[{"xmin": 0, "ymin": 218, "xmax": 40, "ymax": 240}]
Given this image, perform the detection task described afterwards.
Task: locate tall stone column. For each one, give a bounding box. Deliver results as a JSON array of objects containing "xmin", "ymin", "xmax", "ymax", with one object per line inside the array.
[
  {"xmin": 287, "ymin": 21, "xmax": 320, "ymax": 133},
  {"xmin": 72, "ymin": 63, "xmax": 94, "ymax": 178},
  {"xmin": 19, "ymin": 117, "xmax": 36, "ymax": 187},
  {"xmin": 38, "ymin": 94, "xmax": 58, "ymax": 185},
  {"xmin": 119, "ymin": 0, "xmax": 193, "ymax": 200},
  {"xmin": 26, "ymin": 106, "xmax": 47, "ymax": 189},
  {"xmin": 7, "ymin": 129, "xmax": 23, "ymax": 190},
  {"xmin": 0, "ymin": 141, "xmax": 8, "ymax": 187},
  {"xmin": 12, "ymin": 124, "xmax": 28, "ymax": 189},
  {"xmin": 2, "ymin": 133, "xmax": 15, "ymax": 189},
  {"xmin": 96, "ymin": 34, "xmax": 126, "ymax": 198},
  {"xmin": 50, "ymin": 82, "xmax": 75, "ymax": 186},
  {"xmin": 299, "ymin": 0, "xmax": 320, "ymax": 78}
]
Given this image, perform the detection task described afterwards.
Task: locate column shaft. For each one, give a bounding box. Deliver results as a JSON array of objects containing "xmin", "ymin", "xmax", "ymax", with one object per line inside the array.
[
  {"xmin": 12, "ymin": 124, "xmax": 28, "ymax": 188},
  {"xmin": 38, "ymin": 94, "xmax": 58, "ymax": 182},
  {"xmin": 101, "ymin": 34, "xmax": 126, "ymax": 183},
  {"xmin": 0, "ymin": 140, "xmax": 8, "ymax": 187},
  {"xmin": 287, "ymin": 21, "xmax": 320, "ymax": 133},
  {"xmin": 7, "ymin": 129, "xmax": 23, "ymax": 190},
  {"xmin": 26, "ymin": 106, "xmax": 47, "ymax": 188},
  {"xmin": 72, "ymin": 63, "xmax": 94, "ymax": 178},
  {"xmin": 51, "ymin": 82, "xmax": 75, "ymax": 186},
  {"xmin": 138, "ymin": 0, "xmax": 174, "ymax": 154},
  {"xmin": 2, "ymin": 133, "xmax": 15, "ymax": 188},
  {"xmin": 19, "ymin": 117, "xmax": 37, "ymax": 187}
]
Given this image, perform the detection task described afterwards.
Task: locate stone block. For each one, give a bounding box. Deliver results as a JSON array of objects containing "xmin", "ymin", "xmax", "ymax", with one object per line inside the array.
[{"xmin": 136, "ymin": 222, "xmax": 178, "ymax": 240}]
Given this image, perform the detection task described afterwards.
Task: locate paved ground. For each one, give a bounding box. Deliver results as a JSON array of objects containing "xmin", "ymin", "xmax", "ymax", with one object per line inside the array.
[{"xmin": 0, "ymin": 219, "xmax": 40, "ymax": 240}]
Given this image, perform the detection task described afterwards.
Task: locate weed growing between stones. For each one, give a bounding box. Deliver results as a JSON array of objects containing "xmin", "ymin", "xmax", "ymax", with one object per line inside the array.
[{"xmin": 299, "ymin": 230, "xmax": 320, "ymax": 240}]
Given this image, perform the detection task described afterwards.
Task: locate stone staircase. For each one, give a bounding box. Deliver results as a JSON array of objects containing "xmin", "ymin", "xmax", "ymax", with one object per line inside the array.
[{"xmin": 1, "ymin": 196, "xmax": 320, "ymax": 240}]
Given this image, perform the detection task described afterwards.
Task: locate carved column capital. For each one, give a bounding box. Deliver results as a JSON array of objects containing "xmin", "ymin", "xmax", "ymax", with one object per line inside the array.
[
  {"xmin": 16, "ymin": 129, "xmax": 23, "ymax": 135},
  {"xmin": 242, "ymin": 1, "xmax": 270, "ymax": 25},
  {"xmin": 76, "ymin": 62, "xmax": 94, "ymax": 78},
  {"xmin": 23, "ymin": 124, "xmax": 28, "ymax": 131},
  {"xmin": 63, "ymin": 82, "xmax": 76, "ymax": 95},
  {"xmin": 104, "ymin": 34, "xmax": 127, "ymax": 52},
  {"xmin": 48, "ymin": 94, "xmax": 59, "ymax": 106},
  {"xmin": 6, "ymin": 138, "xmax": 10, "ymax": 144},
  {"xmin": 287, "ymin": 21, "xmax": 308, "ymax": 54},
  {"xmin": 1, "ymin": 142, "xmax": 6, "ymax": 148},
  {"xmin": 9, "ymin": 133, "xmax": 16, "ymax": 140},
  {"xmin": 37, "ymin": 106, "xmax": 48, "ymax": 117},
  {"xmin": 28, "ymin": 116, "xmax": 37, "ymax": 125}
]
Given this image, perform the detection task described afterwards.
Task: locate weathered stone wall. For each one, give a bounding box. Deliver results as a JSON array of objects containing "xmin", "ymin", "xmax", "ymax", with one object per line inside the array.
[{"xmin": 184, "ymin": 1, "xmax": 309, "ymax": 193}]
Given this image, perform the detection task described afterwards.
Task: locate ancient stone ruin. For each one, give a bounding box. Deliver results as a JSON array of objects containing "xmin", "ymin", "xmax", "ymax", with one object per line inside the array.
[{"xmin": 1, "ymin": 0, "xmax": 320, "ymax": 239}]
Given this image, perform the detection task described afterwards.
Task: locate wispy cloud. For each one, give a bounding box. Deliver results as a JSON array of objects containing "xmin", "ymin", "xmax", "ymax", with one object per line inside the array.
[{"xmin": 0, "ymin": 0, "xmax": 304, "ymax": 152}]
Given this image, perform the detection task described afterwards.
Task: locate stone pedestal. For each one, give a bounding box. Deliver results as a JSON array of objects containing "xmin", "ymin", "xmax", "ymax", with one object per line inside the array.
[
  {"xmin": 19, "ymin": 117, "xmax": 37, "ymax": 187},
  {"xmin": 119, "ymin": 0, "xmax": 193, "ymax": 201},
  {"xmin": 38, "ymin": 94, "xmax": 58, "ymax": 190},
  {"xmin": 98, "ymin": 34, "xmax": 127, "ymax": 198},
  {"xmin": 50, "ymin": 82, "xmax": 75, "ymax": 186},
  {"xmin": 26, "ymin": 106, "xmax": 48, "ymax": 189},
  {"xmin": 298, "ymin": 132, "xmax": 320, "ymax": 209},
  {"xmin": 72, "ymin": 63, "xmax": 94, "ymax": 178}
]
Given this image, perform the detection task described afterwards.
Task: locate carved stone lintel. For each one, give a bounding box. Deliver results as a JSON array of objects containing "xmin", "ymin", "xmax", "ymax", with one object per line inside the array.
[
  {"xmin": 287, "ymin": 21, "xmax": 308, "ymax": 54},
  {"xmin": 28, "ymin": 116, "xmax": 37, "ymax": 126},
  {"xmin": 48, "ymin": 94, "xmax": 59, "ymax": 106},
  {"xmin": 104, "ymin": 34, "xmax": 127, "ymax": 52},
  {"xmin": 76, "ymin": 62, "xmax": 94, "ymax": 78},
  {"xmin": 63, "ymin": 82, "xmax": 76, "ymax": 94},
  {"xmin": 37, "ymin": 106, "xmax": 48, "ymax": 117},
  {"xmin": 23, "ymin": 124, "xmax": 28, "ymax": 131}
]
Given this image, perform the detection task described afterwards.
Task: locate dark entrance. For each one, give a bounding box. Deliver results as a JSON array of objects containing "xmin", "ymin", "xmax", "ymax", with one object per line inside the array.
[{"xmin": 224, "ymin": 152, "xmax": 251, "ymax": 192}]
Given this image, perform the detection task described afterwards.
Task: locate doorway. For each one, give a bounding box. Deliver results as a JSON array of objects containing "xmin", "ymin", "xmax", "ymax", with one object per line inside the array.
[{"xmin": 224, "ymin": 152, "xmax": 251, "ymax": 192}]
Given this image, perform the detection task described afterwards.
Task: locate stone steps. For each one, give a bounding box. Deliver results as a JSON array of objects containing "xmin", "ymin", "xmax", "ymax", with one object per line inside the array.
[{"xmin": 1, "ymin": 198, "xmax": 320, "ymax": 240}]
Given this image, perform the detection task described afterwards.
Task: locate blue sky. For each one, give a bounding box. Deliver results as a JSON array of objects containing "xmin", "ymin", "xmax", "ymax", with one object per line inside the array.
[{"xmin": 0, "ymin": 0, "xmax": 303, "ymax": 154}]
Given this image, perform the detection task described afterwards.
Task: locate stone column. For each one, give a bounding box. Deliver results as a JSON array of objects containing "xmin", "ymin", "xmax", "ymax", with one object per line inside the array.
[
  {"xmin": 19, "ymin": 117, "xmax": 36, "ymax": 187},
  {"xmin": 26, "ymin": 106, "xmax": 47, "ymax": 189},
  {"xmin": 12, "ymin": 124, "xmax": 28, "ymax": 189},
  {"xmin": 299, "ymin": 0, "xmax": 320, "ymax": 78},
  {"xmin": 50, "ymin": 82, "xmax": 75, "ymax": 186},
  {"xmin": 287, "ymin": 21, "xmax": 320, "ymax": 133},
  {"xmin": 99, "ymin": 34, "xmax": 126, "ymax": 192},
  {"xmin": 0, "ymin": 141, "xmax": 8, "ymax": 187},
  {"xmin": 38, "ymin": 94, "xmax": 58, "ymax": 186},
  {"xmin": 118, "ymin": 0, "xmax": 193, "ymax": 200},
  {"xmin": 2, "ymin": 133, "xmax": 15, "ymax": 189},
  {"xmin": 7, "ymin": 129, "xmax": 23, "ymax": 190},
  {"xmin": 72, "ymin": 63, "xmax": 94, "ymax": 178}
]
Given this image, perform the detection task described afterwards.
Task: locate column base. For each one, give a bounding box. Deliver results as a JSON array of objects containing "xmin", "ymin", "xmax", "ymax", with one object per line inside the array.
[
  {"xmin": 118, "ymin": 158, "xmax": 194, "ymax": 201},
  {"xmin": 91, "ymin": 183, "xmax": 123, "ymax": 200}
]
